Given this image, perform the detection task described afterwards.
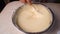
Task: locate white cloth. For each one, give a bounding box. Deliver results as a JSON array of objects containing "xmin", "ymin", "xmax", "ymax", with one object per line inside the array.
[{"xmin": 0, "ymin": 1, "xmax": 25, "ymax": 34}]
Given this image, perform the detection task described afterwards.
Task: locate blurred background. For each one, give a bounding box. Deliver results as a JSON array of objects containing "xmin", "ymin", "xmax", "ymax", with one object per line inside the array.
[{"xmin": 0, "ymin": 0, "xmax": 60, "ymax": 13}]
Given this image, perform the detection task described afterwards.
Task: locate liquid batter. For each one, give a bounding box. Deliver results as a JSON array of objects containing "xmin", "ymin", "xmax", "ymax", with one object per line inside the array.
[{"xmin": 17, "ymin": 4, "xmax": 53, "ymax": 33}]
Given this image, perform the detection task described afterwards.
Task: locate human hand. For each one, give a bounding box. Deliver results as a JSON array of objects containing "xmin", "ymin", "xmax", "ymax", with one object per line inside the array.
[{"xmin": 20, "ymin": 0, "xmax": 32, "ymax": 4}]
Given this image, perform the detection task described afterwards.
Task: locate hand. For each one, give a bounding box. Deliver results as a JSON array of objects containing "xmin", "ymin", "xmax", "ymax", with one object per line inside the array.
[{"xmin": 20, "ymin": 0, "xmax": 31, "ymax": 4}]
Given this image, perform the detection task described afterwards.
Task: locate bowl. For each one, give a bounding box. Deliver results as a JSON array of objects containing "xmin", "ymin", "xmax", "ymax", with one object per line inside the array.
[{"xmin": 12, "ymin": 4, "xmax": 54, "ymax": 34}]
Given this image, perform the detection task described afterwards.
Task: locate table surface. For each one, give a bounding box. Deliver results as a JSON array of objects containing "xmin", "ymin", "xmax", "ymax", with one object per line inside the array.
[{"xmin": 0, "ymin": 1, "xmax": 60, "ymax": 34}]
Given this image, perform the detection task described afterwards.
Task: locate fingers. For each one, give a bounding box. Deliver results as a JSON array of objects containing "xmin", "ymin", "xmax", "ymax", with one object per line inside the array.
[
  {"xmin": 20, "ymin": 0, "xmax": 26, "ymax": 3},
  {"xmin": 26, "ymin": 0, "xmax": 31, "ymax": 5},
  {"xmin": 20, "ymin": 0, "xmax": 32, "ymax": 5}
]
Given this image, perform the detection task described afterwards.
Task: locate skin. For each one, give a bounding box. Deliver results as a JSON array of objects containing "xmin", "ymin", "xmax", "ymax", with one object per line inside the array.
[{"xmin": 20, "ymin": 0, "xmax": 32, "ymax": 4}]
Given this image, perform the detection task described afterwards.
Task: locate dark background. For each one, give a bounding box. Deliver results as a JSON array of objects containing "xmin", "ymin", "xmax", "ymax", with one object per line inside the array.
[{"xmin": 0, "ymin": 0, "xmax": 60, "ymax": 12}]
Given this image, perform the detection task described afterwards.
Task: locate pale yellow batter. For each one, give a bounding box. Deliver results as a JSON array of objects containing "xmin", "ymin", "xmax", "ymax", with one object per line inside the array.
[{"xmin": 17, "ymin": 4, "xmax": 53, "ymax": 33}]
